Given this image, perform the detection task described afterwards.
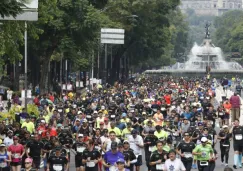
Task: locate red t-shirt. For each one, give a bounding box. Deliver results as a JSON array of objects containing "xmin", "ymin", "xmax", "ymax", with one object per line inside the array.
[
  {"xmin": 164, "ymin": 95, "xmax": 171, "ymax": 105},
  {"xmin": 8, "ymin": 144, "xmax": 24, "ymax": 162},
  {"xmin": 49, "ymin": 95, "xmax": 54, "ymax": 102}
]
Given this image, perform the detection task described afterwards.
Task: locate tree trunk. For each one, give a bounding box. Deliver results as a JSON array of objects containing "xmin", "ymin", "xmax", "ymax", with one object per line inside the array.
[{"xmin": 40, "ymin": 57, "xmax": 50, "ymax": 94}]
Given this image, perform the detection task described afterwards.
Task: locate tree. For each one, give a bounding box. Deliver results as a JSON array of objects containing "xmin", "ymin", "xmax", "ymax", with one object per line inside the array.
[
  {"xmin": 0, "ymin": 0, "xmax": 26, "ymax": 18},
  {"xmin": 214, "ymin": 10, "xmax": 243, "ymax": 54},
  {"xmin": 28, "ymin": 0, "xmax": 117, "ymax": 93},
  {"xmin": 102, "ymin": 0, "xmax": 181, "ymax": 80}
]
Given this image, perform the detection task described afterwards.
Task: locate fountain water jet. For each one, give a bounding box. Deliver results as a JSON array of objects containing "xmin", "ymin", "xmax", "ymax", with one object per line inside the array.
[{"xmin": 145, "ymin": 23, "xmax": 243, "ymax": 76}]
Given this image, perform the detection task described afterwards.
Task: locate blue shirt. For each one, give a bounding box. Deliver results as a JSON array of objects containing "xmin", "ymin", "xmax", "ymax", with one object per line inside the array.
[
  {"xmin": 104, "ymin": 151, "xmax": 124, "ymax": 171},
  {"xmin": 116, "ymin": 123, "xmax": 126, "ymax": 130},
  {"xmin": 182, "ymin": 112, "xmax": 192, "ymax": 119}
]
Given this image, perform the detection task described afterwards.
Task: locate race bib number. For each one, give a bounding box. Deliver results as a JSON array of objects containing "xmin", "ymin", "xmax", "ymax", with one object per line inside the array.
[
  {"xmin": 0, "ymin": 162, "xmax": 7, "ymax": 168},
  {"xmin": 161, "ymin": 108, "xmax": 165, "ymax": 111},
  {"xmin": 219, "ymin": 112, "xmax": 223, "ymax": 116},
  {"xmin": 156, "ymin": 163, "xmax": 164, "ymax": 170},
  {"xmin": 87, "ymin": 161, "xmax": 95, "ymax": 167},
  {"xmin": 13, "ymin": 153, "xmax": 20, "ymax": 158},
  {"xmin": 184, "ymin": 152, "xmax": 192, "ymax": 158},
  {"xmin": 235, "ymin": 134, "xmax": 243, "ymax": 140},
  {"xmin": 109, "ymin": 166, "xmax": 116, "ymax": 171},
  {"xmin": 200, "ymin": 161, "xmax": 208, "ymax": 166},
  {"xmin": 58, "ymin": 109, "xmax": 63, "ymax": 112},
  {"xmin": 86, "ymin": 115, "xmax": 91, "ymax": 119},
  {"xmin": 201, "ymin": 152, "xmax": 207, "ymax": 158},
  {"xmin": 149, "ymin": 146, "xmax": 154, "ymax": 152},
  {"xmin": 77, "ymin": 147, "xmax": 85, "ymax": 153},
  {"xmin": 53, "ymin": 164, "xmax": 63, "ymax": 171},
  {"xmin": 111, "ymin": 115, "xmax": 115, "ymax": 118},
  {"xmin": 223, "ymin": 144, "xmax": 229, "ymax": 147}
]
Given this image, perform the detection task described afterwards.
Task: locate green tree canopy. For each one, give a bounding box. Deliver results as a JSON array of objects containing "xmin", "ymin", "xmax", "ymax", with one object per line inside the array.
[{"xmin": 214, "ymin": 10, "xmax": 243, "ymax": 54}]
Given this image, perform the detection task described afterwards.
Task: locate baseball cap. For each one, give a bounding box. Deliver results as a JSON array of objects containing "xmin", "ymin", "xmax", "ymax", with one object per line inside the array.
[
  {"xmin": 184, "ymin": 132, "xmax": 190, "ymax": 136},
  {"xmin": 116, "ymin": 158, "xmax": 125, "ymax": 164},
  {"xmin": 78, "ymin": 134, "xmax": 84, "ymax": 138},
  {"xmin": 131, "ymin": 129, "xmax": 138, "ymax": 134},
  {"xmin": 83, "ymin": 119, "xmax": 88, "ymax": 123},
  {"xmin": 222, "ymin": 125, "xmax": 228, "ymax": 129},
  {"xmin": 111, "ymin": 142, "xmax": 118, "ymax": 149},
  {"xmin": 0, "ymin": 144, "xmax": 5, "ymax": 147},
  {"xmin": 198, "ymin": 122, "xmax": 203, "ymax": 126},
  {"xmin": 123, "ymin": 140, "xmax": 129, "ymax": 144},
  {"xmin": 25, "ymin": 158, "xmax": 33, "ymax": 163},
  {"xmin": 122, "ymin": 113, "xmax": 127, "ymax": 117},
  {"xmin": 57, "ymin": 124, "xmax": 62, "ymax": 127},
  {"xmin": 77, "ymin": 111, "xmax": 82, "ymax": 115},
  {"xmin": 201, "ymin": 137, "xmax": 208, "ymax": 142},
  {"xmin": 13, "ymin": 136, "xmax": 19, "ymax": 140}
]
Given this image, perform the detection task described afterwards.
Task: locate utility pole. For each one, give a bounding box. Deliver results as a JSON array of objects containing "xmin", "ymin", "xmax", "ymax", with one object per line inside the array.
[
  {"xmin": 65, "ymin": 60, "xmax": 68, "ymax": 92},
  {"xmin": 60, "ymin": 57, "xmax": 63, "ymax": 95},
  {"xmin": 105, "ymin": 44, "xmax": 107, "ymax": 83},
  {"xmin": 24, "ymin": 21, "xmax": 28, "ymax": 110}
]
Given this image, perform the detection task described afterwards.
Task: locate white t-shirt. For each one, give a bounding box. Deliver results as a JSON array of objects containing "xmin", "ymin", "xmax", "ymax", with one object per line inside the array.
[
  {"xmin": 4, "ymin": 137, "xmax": 13, "ymax": 147},
  {"xmin": 127, "ymin": 135, "xmax": 144, "ymax": 155},
  {"xmin": 164, "ymin": 158, "xmax": 186, "ymax": 171}
]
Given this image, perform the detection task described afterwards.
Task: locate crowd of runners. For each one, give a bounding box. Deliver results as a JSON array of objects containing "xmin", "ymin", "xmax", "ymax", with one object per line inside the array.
[{"xmin": 0, "ymin": 75, "xmax": 242, "ymax": 171}]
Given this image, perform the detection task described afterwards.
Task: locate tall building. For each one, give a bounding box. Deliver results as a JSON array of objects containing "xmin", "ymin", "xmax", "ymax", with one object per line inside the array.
[{"xmin": 180, "ymin": 0, "xmax": 242, "ymax": 16}]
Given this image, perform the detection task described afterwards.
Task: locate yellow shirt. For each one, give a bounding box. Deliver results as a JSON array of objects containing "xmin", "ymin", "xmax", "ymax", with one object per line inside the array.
[
  {"xmin": 143, "ymin": 119, "xmax": 156, "ymax": 126},
  {"xmin": 120, "ymin": 118, "xmax": 130, "ymax": 124},
  {"xmin": 96, "ymin": 117, "xmax": 104, "ymax": 128},
  {"xmin": 108, "ymin": 127, "xmax": 121, "ymax": 137},
  {"xmin": 44, "ymin": 115, "xmax": 50, "ymax": 124},
  {"xmin": 121, "ymin": 128, "xmax": 133, "ymax": 139},
  {"xmin": 154, "ymin": 130, "xmax": 168, "ymax": 139},
  {"xmin": 68, "ymin": 92, "xmax": 74, "ymax": 99},
  {"xmin": 21, "ymin": 122, "xmax": 35, "ymax": 134}
]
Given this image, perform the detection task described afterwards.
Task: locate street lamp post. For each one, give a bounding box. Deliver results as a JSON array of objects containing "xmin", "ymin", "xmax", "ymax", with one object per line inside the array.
[{"xmin": 24, "ymin": 21, "xmax": 27, "ymax": 110}]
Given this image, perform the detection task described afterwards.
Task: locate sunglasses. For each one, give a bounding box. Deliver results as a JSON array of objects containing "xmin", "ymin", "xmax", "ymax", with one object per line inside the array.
[{"xmin": 25, "ymin": 162, "xmax": 31, "ymax": 164}]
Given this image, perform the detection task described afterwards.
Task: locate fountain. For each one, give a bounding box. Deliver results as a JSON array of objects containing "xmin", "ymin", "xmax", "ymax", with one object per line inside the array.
[{"xmin": 145, "ymin": 23, "xmax": 243, "ymax": 76}]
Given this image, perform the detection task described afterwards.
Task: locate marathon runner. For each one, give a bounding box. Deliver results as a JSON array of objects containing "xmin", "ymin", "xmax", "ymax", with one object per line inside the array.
[{"xmin": 0, "ymin": 74, "xmax": 242, "ymax": 171}]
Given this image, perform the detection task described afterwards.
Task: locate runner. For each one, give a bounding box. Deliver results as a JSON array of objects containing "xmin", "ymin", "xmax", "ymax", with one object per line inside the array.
[
  {"xmin": 164, "ymin": 149, "xmax": 186, "ymax": 171},
  {"xmin": 230, "ymin": 119, "xmax": 243, "ymax": 169},
  {"xmin": 8, "ymin": 136, "xmax": 24, "ymax": 171},
  {"xmin": 193, "ymin": 137, "xmax": 214, "ymax": 171},
  {"xmin": 176, "ymin": 132, "xmax": 195, "ymax": 171}
]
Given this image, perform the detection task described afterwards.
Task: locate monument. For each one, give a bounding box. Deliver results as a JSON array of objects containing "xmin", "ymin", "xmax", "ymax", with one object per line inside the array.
[{"xmin": 145, "ymin": 23, "xmax": 243, "ymax": 76}]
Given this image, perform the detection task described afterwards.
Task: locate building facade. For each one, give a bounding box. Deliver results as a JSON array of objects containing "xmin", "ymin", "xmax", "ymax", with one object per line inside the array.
[{"xmin": 180, "ymin": 0, "xmax": 242, "ymax": 16}]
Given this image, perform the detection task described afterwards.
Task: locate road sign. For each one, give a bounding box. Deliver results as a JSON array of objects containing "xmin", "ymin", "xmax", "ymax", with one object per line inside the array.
[
  {"xmin": 101, "ymin": 28, "xmax": 125, "ymax": 44},
  {"xmin": 0, "ymin": 0, "xmax": 38, "ymax": 21}
]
